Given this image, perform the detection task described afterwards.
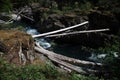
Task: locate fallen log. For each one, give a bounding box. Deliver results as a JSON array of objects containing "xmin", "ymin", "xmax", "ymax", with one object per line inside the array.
[
  {"xmin": 48, "ymin": 56, "xmax": 99, "ymax": 74},
  {"xmin": 20, "ymin": 14, "xmax": 35, "ymax": 21},
  {"xmin": 17, "ymin": 8, "xmax": 26, "ymax": 15},
  {"xmin": 32, "ymin": 21, "xmax": 88, "ymax": 38},
  {"xmin": 35, "ymin": 46, "xmax": 99, "ymax": 74},
  {"xmin": 7, "ymin": 8, "xmax": 25, "ymax": 22},
  {"xmin": 35, "ymin": 43, "xmax": 103, "ymax": 67},
  {"xmin": 46, "ymin": 28, "xmax": 109, "ymax": 37}
]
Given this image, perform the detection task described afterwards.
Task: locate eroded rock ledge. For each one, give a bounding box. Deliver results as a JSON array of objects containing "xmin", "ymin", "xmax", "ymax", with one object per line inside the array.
[{"xmin": 0, "ymin": 30, "xmax": 35, "ymax": 66}]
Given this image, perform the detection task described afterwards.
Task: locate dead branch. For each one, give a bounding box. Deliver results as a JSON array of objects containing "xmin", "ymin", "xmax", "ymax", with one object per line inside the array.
[
  {"xmin": 20, "ymin": 14, "xmax": 34, "ymax": 21},
  {"xmin": 35, "ymin": 46, "xmax": 99, "ymax": 74},
  {"xmin": 35, "ymin": 43, "xmax": 103, "ymax": 67},
  {"xmin": 46, "ymin": 28, "xmax": 109, "ymax": 37},
  {"xmin": 32, "ymin": 21, "xmax": 89, "ymax": 38}
]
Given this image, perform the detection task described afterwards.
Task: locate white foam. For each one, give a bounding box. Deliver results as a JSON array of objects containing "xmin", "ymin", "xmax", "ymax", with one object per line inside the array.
[{"xmin": 26, "ymin": 28, "xmax": 51, "ymax": 49}]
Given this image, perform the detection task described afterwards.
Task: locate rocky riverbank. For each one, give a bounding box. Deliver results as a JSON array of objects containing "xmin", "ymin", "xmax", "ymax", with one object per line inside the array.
[
  {"xmin": 15, "ymin": 4, "xmax": 120, "ymax": 48},
  {"xmin": 0, "ymin": 30, "xmax": 51, "ymax": 66},
  {"xmin": 0, "ymin": 0, "xmax": 120, "ymax": 79}
]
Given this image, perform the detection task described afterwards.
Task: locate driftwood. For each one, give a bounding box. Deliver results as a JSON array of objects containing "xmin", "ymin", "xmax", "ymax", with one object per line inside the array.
[
  {"xmin": 20, "ymin": 14, "xmax": 35, "ymax": 21},
  {"xmin": 32, "ymin": 21, "xmax": 89, "ymax": 38},
  {"xmin": 12, "ymin": 7, "xmax": 34, "ymax": 22},
  {"xmin": 46, "ymin": 28, "xmax": 109, "ymax": 37},
  {"xmin": 35, "ymin": 46, "xmax": 100, "ymax": 74},
  {"xmin": 34, "ymin": 41, "xmax": 105, "ymax": 74},
  {"xmin": 48, "ymin": 56, "xmax": 99, "ymax": 74},
  {"xmin": 7, "ymin": 8, "xmax": 25, "ymax": 22},
  {"xmin": 35, "ymin": 42, "xmax": 102, "ymax": 66},
  {"xmin": 17, "ymin": 8, "xmax": 26, "ymax": 15},
  {"xmin": 31, "ymin": 25, "xmax": 110, "ymax": 74}
]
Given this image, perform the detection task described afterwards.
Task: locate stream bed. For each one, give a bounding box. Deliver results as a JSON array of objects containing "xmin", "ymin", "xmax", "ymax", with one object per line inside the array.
[
  {"xmin": 26, "ymin": 27, "xmax": 106, "ymax": 63},
  {"xmin": 12, "ymin": 21, "xmax": 106, "ymax": 63}
]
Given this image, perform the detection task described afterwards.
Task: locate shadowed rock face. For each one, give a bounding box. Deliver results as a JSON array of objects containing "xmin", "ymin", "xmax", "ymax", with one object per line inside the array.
[
  {"xmin": 0, "ymin": 30, "xmax": 35, "ymax": 66},
  {"xmin": 53, "ymin": 32, "xmax": 116, "ymax": 48},
  {"xmin": 33, "ymin": 13, "xmax": 88, "ymax": 33},
  {"xmin": 88, "ymin": 11, "xmax": 120, "ymax": 34},
  {"xmin": 0, "ymin": 41, "xmax": 7, "ymax": 53}
]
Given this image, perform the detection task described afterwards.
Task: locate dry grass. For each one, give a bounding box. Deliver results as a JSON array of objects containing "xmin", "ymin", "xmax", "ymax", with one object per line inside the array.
[{"xmin": 0, "ymin": 30, "xmax": 34, "ymax": 66}]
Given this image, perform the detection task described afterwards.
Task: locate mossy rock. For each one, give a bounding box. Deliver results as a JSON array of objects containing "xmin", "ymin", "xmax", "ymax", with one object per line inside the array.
[{"xmin": 0, "ymin": 30, "xmax": 35, "ymax": 66}]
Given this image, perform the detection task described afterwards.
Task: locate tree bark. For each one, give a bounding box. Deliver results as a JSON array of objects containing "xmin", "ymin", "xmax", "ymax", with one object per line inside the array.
[
  {"xmin": 34, "ymin": 43, "xmax": 103, "ymax": 67},
  {"xmin": 32, "ymin": 21, "xmax": 88, "ymax": 38},
  {"xmin": 35, "ymin": 46, "xmax": 100, "ymax": 74},
  {"xmin": 46, "ymin": 28, "xmax": 109, "ymax": 37}
]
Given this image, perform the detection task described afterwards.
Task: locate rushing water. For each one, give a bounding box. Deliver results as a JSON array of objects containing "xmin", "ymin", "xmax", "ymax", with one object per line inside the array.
[
  {"xmin": 26, "ymin": 27, "xmax": 51, "ymax": 49},
  {"xmin": 26, "ymin": 27, "xmax": 120, "ymax": 63},
  {"xmin": 11, "ymin": 21, "xmax": 107, "ymax": 62},
  {"xmin": 26, "ymin": 27, "xmax": 106, "ymax": 62}
]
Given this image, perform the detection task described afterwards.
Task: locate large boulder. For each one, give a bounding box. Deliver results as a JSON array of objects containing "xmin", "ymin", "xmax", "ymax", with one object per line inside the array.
[{"xmin": 0, "ymin": 30, "xmax": 35, "ymax": 66}]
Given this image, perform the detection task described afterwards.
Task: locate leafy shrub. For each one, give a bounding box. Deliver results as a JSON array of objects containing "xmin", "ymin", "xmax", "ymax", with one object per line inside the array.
[
  {"xmin": 0, "ymin": 58, "xmax": 103, "ymax": 80},
  {"xmin": 0, "ymin": 0, "xmax": 12, "ymax": 12}
]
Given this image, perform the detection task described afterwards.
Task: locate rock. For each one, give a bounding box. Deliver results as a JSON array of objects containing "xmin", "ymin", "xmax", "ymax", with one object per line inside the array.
[
  {"xmin": 0, "ymin": 30, "xmax": 35, "ymax": 66},
  {"xmin": 88, "ymin": 11, "xmax": 120, "ymax": 34},
  {"xmin": 0, "ymin": 30, "xmax": 52, "ymax": 66},
  {"xmin": 0, "ymin": 20, "xmax": 6, "ymax": 24},
  {"xmin": 34, "ymin": 14, "xmax": 65, "ymax": 33},
  {"xmin": 59, "ymin": 14, "xmax": 88, "ymax": 30},
  {"xmin": 11, "ymin": 14, "xmax": 21, "ymax": 21},
  {"xmin": 34, "ymin": 13, "xmax": 88, "ymax": 33},
  {"xmin": 13, "ymin": 6, "xmax": 33, "ymax": 23},
  {"xmin": 53, "ymin": 32, "xmax": 119, "ymax": 48},
  {"xmin": 0, "ymin": 41, "xmax": 8, "ymax": 53},
  {"xmin": 0, "ymin": 12, "xmax": 13, "ymax": 24},
  {"xmin": 0, "ymin": 13, "xmax": 21, "ymax": 25}
]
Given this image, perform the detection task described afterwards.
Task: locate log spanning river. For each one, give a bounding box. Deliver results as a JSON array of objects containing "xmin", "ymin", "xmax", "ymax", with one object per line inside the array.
[{"xmin": 26, "ymin": 27, "xmax": 107, "ymax": 63}]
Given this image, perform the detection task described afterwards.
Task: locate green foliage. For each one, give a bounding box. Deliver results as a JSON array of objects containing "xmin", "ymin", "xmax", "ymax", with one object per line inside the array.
[
  {"xmin": 98, "ymin": 0, "xmax": 120, "ymax": 13},
  {"xmin": 70, "ymin": 74, "xmax": 104, "ymax": 80},
  {"xmin": 0, "ymin": 0, "xmax": 12, "ymax": 12},
  {"xmin": 58, "ymin": 1, "xmax": 93, "ymax": 15},
  {"xmin": 80, "ymin": 37, "xmax": 120, "ymax": 80},
  {"xmin": 0, "ymin": 23, "xmax": 24, "ymax": 30},
  {"xmin": 103, "ymin": 55, "xmax": 120, "ymax": 80},
  {"xmin": 80, "ymin": 2, "xmax": 93, "ymax": 11},
  {"xmin": 62, "ymin": 7, "xmax": 73, "ymax": 13},
  {"xmin": 92, "ymin": 40, "xmax": 120, "ymax": 80},
  {"xmin": 78, "ymin": 2, "xmax": 93, "ymax": 14},
  {"xmin": 0, "ymin": 58, "xmax": 65, "ymax": 80},
  {"xmin": 98, "ymin": 40, "xmax": 120, "ymax": 54},
  {"xmin": 0, "ymin": 58, "xmax": 103, "ymax": 80}
]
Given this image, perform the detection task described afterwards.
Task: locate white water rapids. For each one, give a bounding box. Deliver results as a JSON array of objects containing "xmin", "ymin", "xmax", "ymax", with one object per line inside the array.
[
  {"xmin": 26, "ymin": 28, "xmax": 51, "ymax": 49},
  {"xmin": 25, "ymin": 27, "xmax": 119, "ymax": 63}
]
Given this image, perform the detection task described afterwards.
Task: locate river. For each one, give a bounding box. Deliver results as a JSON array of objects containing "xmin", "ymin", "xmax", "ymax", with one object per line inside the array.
[
  {"xmin": 12, "ymin": 21, "xmax": 107, "ymax": 63},
  {"xmin": 26, "ymin": 27, "xmax": 107, "ymax": 63}
]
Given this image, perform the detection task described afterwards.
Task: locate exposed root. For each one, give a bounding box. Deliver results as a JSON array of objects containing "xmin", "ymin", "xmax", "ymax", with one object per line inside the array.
[{"xmin": 18, "ymin": 42, "xmax": 26, "ymax": 65}]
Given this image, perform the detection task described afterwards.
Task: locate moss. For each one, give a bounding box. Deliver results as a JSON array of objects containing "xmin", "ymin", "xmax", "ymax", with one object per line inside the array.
[{"xmin": 0, "ymin": 30, "xmax": 34, "ymax": 65}]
